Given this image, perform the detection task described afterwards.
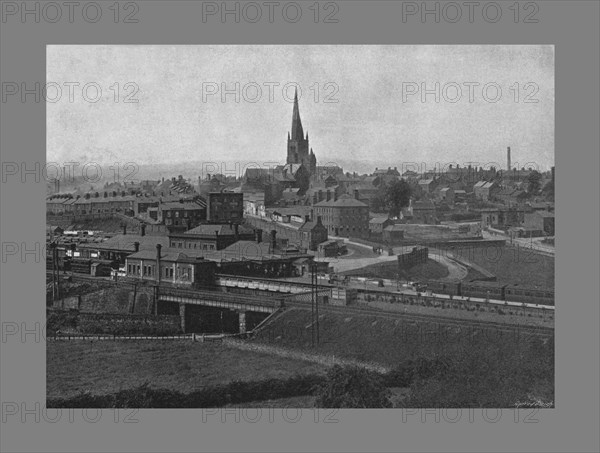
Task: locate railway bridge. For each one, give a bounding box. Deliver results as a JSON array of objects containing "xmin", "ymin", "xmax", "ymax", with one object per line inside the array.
[{"xmin": 156, "ymin": 286, "xmax": 283, "ymax": 334}]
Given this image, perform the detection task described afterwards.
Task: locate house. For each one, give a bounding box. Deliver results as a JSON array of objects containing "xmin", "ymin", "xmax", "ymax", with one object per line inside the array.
[
  {"xmin": 76, "ymin": 233, "xmax": 170, "ymax": 266},
  {"xmin": 46, "ymin": 225, "xmax": 64, "ymax": 237},
  {"xmin": 168, "ymin": 223, "xmax": 256, "ymax": 251},
  {"xmin": 369, "ymin": 217, "xmax": 394, "ymax": 234},
  {"xmin": 382, "ymin": 224, "xmax": 405, "ymax": 243},
  {"xmin": 372, "ymin": 167, "xmax": 400, "ymax": 184},
  {"xmin": 313, "ymin": 193, "xmax": 370, "ymax": 238},
  {"xmin": 453, "ymin": 189, "xmax": 467, "ymax": 202},
  {"xmin": 418, "ymin": 179, "xmax": 436, "ymax": 194},
  {"xmin": 438, "ymin": 187, "xmax": 455, "ymax": 205},
  {"xmin": 318, "ymin": 239, "xmax": 343, "ymax": 257},
  {"xmin": 480, "ymin": 207, "xmax": 529, "ymax": 229},
  {"xmin": 411, "ymin": 200, "xmax": 437, "ymax": 224},
  {"xmin": 243, "ymin": 192, "xmax": 265, "ymax": 217},
  {"xmin": 298, "ymin": 216, "xmax": 328, "ymax": 251},
  {"xmin": 206, "ymin": 192, "xmax": 243, "ymax": 223},
  {"xmin": 125, "ymin": 249, "xmax": 217, "ymax": 288},
  {"xmin": 473, "ymin": 181, "xmax": 499, "ymax": 201},
  {"xmin": 523, "ymin": 211, "xmax": 555, "ymax": 236},
  {"xmin": 157, "ymin": 201, "xmax": 207, "ymax": 231}
]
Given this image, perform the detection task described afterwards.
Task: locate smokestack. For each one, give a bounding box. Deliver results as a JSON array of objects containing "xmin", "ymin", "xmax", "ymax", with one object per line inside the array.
[
  {"xmin": 133, "ymin": 242, "xmax": 140, "ymax": 252},
  {"xmin": 140, "ymin": 224, "xmax": 146, "ymax": 237},
  {"xmin": 507, "ymin": 146, "xmax": 511, "ymax": 172},
  {"xmin": 156, "ymin": 244, "xmax": 162, "ymax": 283}
]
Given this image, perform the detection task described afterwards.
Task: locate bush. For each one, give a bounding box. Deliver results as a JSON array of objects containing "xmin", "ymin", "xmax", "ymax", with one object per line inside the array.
[
  {"xmin": 314, "ymin": 365, "xmax": 392, "ymax": 408},
  {"xmin": 48, "ymin": 373, "xmax": 326, "ymax": 408}
]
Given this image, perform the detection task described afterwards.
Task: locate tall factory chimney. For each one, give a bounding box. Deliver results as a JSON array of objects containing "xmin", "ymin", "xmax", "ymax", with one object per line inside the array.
[
  {"xmin": 507, "ymin": 146, "xmax": 511, "ymax": 172},
  {"xmin": 156, "ymin": 244, "xmax": 162, "ymax": 283}
]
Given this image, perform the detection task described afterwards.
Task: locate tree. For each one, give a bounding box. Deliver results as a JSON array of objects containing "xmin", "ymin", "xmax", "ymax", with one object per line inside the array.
[
  {"xmin": 542, "ymin": 179, "xmax": 554, "ymax": 201},
  {"xmin": 384, "ymin": 179, "xmax": 411, "ymax": 217},
  {"xmin": 527, "ymin": 171, "xmax": 542, "ymax": 194}
]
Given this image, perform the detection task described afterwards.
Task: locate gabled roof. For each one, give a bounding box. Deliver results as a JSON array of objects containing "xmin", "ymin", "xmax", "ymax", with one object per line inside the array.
[
  {"xmin": 369, "ymin": 217, "xmax": 391, "ymax": 225},
  {"xmin": 78, "ymin": 234, "xmax": 169, "ymax": 252},
  {"xmin": 314, "ymin": 194, "xmax": 368, "ymax": 208},
  {"xmin": 182, "ymin": 224, "xmax": 253, "ymax": 236},
  {"xmin": 159, "ymin": 201, "xmax": 205, "ymax": 211}
]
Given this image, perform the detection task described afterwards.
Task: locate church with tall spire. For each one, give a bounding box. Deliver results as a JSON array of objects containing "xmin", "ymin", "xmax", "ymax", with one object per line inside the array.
[{"xmin": 286, "ymin": 89, "xmax": 317, "ymax": 177}]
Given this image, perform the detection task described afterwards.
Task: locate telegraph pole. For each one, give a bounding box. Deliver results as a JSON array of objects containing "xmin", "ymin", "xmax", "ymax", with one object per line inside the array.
[
  {"xmin": 311, "ymin": 264, "xmax": 315, "ymax": 347},
  {"xmin": 315, "ymin": 264, "xmax": 319, "ymax": 345}
]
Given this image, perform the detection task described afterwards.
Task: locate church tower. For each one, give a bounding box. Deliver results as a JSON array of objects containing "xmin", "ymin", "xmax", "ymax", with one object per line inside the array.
[{"xmin": 287, "ymin": 89, "xmax": 312, "ymax": 172}]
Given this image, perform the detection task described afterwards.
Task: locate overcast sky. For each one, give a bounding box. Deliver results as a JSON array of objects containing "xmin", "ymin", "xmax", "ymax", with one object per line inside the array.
[{"xmin": 47, "ymin": 45, "xmax": 554, "ymax": 176}]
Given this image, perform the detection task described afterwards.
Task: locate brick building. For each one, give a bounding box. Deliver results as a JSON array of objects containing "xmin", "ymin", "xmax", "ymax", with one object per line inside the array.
[
  {"xmin": 207, "ymin": 192, "xmax": 243, "ymax": 223},
  {"xmin": 168, "ymin": 223, "xmax": 256, "ymax": 251},
  {"xmin": 313, "ymin": 193, "xmax": 370, "ymax": 238},
  {"xmin": 157, "ymin": 201, "xmax": 206, "ymax": 231}
]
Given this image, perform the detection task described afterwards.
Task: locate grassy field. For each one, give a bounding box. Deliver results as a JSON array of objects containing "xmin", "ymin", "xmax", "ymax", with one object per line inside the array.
[
  {"xmin": 251, "ymin": 307, "xmax": 536, "ymax": 367},
  {"xmin": 447, "ymin": 244, "xmax": 554, "ymax": 288},
  {"xmin": 47, "ymin": 340, "xmax": 328, "ymax": 399},
  {"xmin": 341, "ymin": 259, "xmax": 449, "ymax": 280}
]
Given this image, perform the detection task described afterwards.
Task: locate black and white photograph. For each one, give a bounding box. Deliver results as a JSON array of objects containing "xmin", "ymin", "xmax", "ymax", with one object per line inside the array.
[{"xmin": 43, "ymin": 44, "xmax": 556, "ymax": 409}]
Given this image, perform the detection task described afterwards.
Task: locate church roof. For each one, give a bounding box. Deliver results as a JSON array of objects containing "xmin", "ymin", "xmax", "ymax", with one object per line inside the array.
[{"xmin": 290, "ymin": 89, "xmax": 304, "ymax": 140}]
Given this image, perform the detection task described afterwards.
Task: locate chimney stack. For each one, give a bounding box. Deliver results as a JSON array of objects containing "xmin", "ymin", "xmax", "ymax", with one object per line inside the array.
[
  {"xmin": 255, "ymin": 229, "xmax": 262, "ymax": 244},
  {"xmin": 326, "ymin": 190, "xmax": 331, "ymax": 202},
  {"xmin": 140, "ymin": 224, "xmax": 146, "ymax": 237},
  {"xmin": 354, "ymin": 189, "xmax": 360, "ymax": 200},
  {"xmin": 305, "ymin": 214, "xmax": 310, "ymax": 223},
  {"xmin": 122, "ymin": 224, "xmax": 127, "ymax": 235},
  {"xmin": 133, "ymin": 242, "xmax": 140, "ymax": 252},
  {"xmin": 234, "ymin": 223, "xmax": 239, "ymax": 241},
  {"xmin": 507, "ymin": 146, "xmax": 511, "ymax": 172},
  {"xmin": 156, "ymin": 244, "xmax": 162, "ymax": 283},
  {"xmin": 270, "ymin": 230, "xmax": 277, "ymax": 252}
]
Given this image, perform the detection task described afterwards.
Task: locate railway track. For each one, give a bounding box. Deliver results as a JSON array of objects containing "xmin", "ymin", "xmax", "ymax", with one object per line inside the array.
[
  {"xmin": 284, "ymin": 299, "xmax": 554, "ymax": 337},
  {"xmin": 49, "ymin": 270, "xmax": 553, "ymax": 337}
]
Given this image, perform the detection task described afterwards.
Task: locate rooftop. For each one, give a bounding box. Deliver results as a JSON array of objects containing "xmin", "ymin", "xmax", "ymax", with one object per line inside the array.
[{"xmin": 314, "ymin": 194, "xmax": 368, "ymax": 208}]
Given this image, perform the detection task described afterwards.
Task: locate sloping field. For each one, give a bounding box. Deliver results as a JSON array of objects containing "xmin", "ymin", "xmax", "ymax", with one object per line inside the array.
[
  {"xmin": 441, "ymin": 243, "xmax": 554, "ymax": 288},
  {"xmin": 250, "ymin": 308, "xmax": 509, "ymax": 367},
  {"xmin": 47, "ymin": 340, "xmax": 328, "ymax": 399}
]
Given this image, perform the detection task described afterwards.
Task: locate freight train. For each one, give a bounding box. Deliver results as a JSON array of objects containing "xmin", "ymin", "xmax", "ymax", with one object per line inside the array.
[{"xmin": 424, "ymin": 279, "xmax": 554, "ymax": 305}]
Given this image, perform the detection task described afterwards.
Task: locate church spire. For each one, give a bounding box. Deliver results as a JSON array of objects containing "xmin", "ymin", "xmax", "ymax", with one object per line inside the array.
[{"xmin": 290, "ymin": 88, "xmax": 304, "ymax": 141}]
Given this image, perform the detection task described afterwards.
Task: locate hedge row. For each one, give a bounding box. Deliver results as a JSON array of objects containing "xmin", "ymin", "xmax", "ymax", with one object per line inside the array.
[
  {"xmin": 48, "ymin": 373, "xmax": 325, "ymax": 408},
  {"xmin": 47, "ymin": 358, "xmax": 449, "ymax": 408}
]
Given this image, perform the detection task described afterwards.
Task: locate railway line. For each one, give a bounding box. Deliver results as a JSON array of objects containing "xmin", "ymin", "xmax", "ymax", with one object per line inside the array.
[
  {"xmin": 47, "ymin": 270, "xmax": 554, "ymax": 337},
  {"xmin": 283, "ymin": 299, "xmax": 554, "ymax": 337}
]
